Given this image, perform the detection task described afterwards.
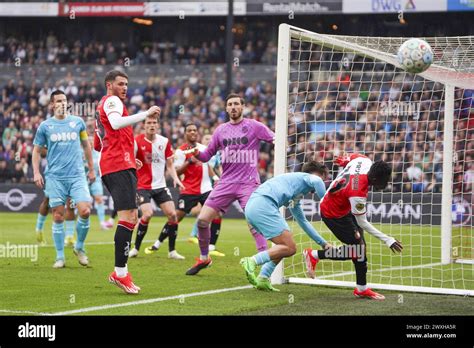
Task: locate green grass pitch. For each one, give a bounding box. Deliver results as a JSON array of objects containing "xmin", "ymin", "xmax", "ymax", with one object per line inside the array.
[{"xmin": 0, "ymin": 212, "xmax": 472, "ymax": 316}]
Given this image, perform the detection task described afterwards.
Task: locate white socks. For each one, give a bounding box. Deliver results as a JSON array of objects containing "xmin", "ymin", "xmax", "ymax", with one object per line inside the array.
[
  {"xmin": 357, "ymin": 284, "xmax": 367, "ymax": 292},
  {"xmin": 115, "ymin": 265, "xmax": 128, "ymax": 278}
]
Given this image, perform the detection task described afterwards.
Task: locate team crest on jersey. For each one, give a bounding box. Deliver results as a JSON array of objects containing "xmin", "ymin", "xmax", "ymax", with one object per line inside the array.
[
  {"xmin": 242, "ymin": 126, "xmax": 248, "ymax": 133},
  {"xmin": 69, "ymin": 121, "xmax": 77, "ymax": 128},
  {"xmin": 356, "ymin": 203, "xmax": 365, "ymax": 211},
  {"xmin": 141, "ymin": 146, "xmax": 146, "ymax": 150},
  {"xmin": 158, "ymin": 145, "xmax": 163, "ymax": 150}
]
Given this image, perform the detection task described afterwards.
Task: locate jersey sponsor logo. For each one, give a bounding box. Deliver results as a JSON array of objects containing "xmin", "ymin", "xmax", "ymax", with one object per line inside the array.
[
  {"xmin": 222, "ymin": 136, "xmax": 249, "ymax": 147},
  {"xmin": 144, "ymin": 152, "xmax": 161, "ymax": 164},
  {"xmin": 50, "ymin": 132, "xmax": 78, "ymax": 142},
  {"xmin": 0, "ymin": 189, "xmax": 37, "ymax": 211}
]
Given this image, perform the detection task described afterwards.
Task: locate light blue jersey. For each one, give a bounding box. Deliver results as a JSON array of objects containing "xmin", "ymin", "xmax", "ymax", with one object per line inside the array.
[
  {"xmin": 208, "ymin": 151, "xmax": 221, "ymax": 170},
  {"xmin": 245, "ymin": 172, "xmax": 327, "ymax": 245},
  {"xmin": 34, "ymin": 115, "xmax": 90, "ymax": 208},
  {"xmin": 33, "ymin": 115, "xmax": 88, "ymax": 179},
  {"xmin": 254, "ymin": 172, "xmax": 326, "ymax": 208}
]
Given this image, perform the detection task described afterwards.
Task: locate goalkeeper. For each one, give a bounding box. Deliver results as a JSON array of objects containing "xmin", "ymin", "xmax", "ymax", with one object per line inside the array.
[{"xmin": 240, "ymin": 161, "xmax": 332, "ymax": 291}]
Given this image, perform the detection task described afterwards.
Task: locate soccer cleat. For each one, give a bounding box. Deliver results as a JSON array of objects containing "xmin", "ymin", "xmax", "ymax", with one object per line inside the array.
[
  {"xmin": 185, "ymin": 257, "xmax": 212, "ymax": 275},
  {"xmin": 239, "ymin": 257, "xmax": 257, "ymax": 286},
  {"xmin": 73, "ymin": 249, "xmax": 89, "ymax": 266},
  {"xmin": 303, "ymin": 248, "xmax": 319, "ymax": 279},
  {"xmin": 108, "ymin": 272, "xmax": 140, "ymax": 294},
  {"xmin": 129, "ymin": 248, "xmax": 139, "ymax": 258},
  {"xmin": 100, "ymin": 222, "xmax": 112, "ymax": 230},
  {"xmin": 36, "ymin": 231, "xmax": 46, "ymax": 246},
  {"xmin": 144, "ymin": 245, "xmax": 159, "ymax": 255},
  {"xmin": 255, "ymin": 277, "xmax": 280, "ymax": 292},
  {"xmin": 105, "ymin": 219, "xmax": 114, "ymax": 228},
  {"xmin": 353, "ymin": 288, "xmax": 385, "ymax": 300},
  {"xmin": 209, "ymin": 250, "xmax": 226, "ymax": 257},
  {"xmin": 52, "ymin": 259, "xmax": 65, "ymax": 268},
  {"xmin": 168, "ymin": 250, "xmax": 185, "ymax": 260},
  {"xmin": 65, "ymin": 235, "xmax": 75, "ymax": 247},
  {"xmin": 187, "ymin": 237, "xmax": 199, "ymax": 245}
]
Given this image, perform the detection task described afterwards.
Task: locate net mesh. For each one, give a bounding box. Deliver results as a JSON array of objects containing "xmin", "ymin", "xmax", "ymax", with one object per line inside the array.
[{"xmin": 283, "ymin": 28, "xmax": 473, "ymax": 292}]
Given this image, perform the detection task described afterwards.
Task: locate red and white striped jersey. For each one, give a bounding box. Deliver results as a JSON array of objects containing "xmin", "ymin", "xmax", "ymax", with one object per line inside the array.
[
  {"xmin": 134, "ymin": 133, "xmax": 173, "ymax": 190},
  {"xmin": 174, "ymin": 143, "xmax": 212, "ymax": 195},
  {"xmin": 94, "ymin": 95, "xmax": 135, "ymax": 176},
  {"xmin": 320, "ymin": 154, "xmax": 372, "ymax": 219}
]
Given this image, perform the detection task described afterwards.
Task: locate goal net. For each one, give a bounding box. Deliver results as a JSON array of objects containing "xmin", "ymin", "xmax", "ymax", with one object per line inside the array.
[{"xmin": 272, "ymin": 24, "xmax": 473, "ymax": 296}]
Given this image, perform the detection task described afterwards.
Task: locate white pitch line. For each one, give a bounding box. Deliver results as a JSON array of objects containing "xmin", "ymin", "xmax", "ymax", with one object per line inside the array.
[
  {"xmin": 316, "ymin": 262, "xmax": 445, "ymax": 280},
  {"xmin": 49, "ymin": 285, "xmax": 253, "ymax": 316},
  {"xmin": 0, "ymin": 309, "xmax": 48, "ymax": 315},
  {"xmin": 35, "ymin": 239, "xmax": 253, "ymax": 248}
]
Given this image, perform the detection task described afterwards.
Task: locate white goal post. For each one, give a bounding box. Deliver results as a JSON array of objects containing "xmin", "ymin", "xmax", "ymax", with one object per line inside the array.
[{"xmin": 271, "ymin": 24, "xmax": 473, "ymax": 296}]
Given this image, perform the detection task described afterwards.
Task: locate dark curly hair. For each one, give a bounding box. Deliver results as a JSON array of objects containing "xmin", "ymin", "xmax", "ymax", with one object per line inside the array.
[{"xmin": 367, "ymin": 160, "xmax": 392, "ymax": 190}]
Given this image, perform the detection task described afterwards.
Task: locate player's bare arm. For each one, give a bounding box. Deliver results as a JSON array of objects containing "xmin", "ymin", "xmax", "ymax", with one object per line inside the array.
[
  {"xmin": 32, "ymin": 145, "xmax": 44, "ymax": 189},
  {"xmin": 81, "ymin": 138, "xmax": 96, "ymax": 183},
  {"xmin": 166, "ymin": 157, "xmax": 185, "ymax": 189}
]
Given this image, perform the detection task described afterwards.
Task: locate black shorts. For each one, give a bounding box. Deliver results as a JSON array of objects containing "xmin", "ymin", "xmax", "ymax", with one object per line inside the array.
[
  {"xmin": 137, "ymin": 187, "xmax": 173, "ymax": 207},
  {"xmin": 102, "ymin": 169, "xmax": 138, "ymax": 211},
  {"xmin": 321, "ymin": 213, "xmax": 366, "ymax": 246},
  {"xmin": 176, "ymin": 191, "xmax": 211, "ymax": 214}
]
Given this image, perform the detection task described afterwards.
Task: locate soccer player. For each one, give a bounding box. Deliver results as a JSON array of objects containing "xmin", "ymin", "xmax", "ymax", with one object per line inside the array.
[
  {"xmin": 35, "ymin": 196, "xmax": 76, "ymax": 246},
  {"xmin": 185, "ymin": 93, "xmax": 274, "ymax": 275},
  {"xmin": 85, "ymin": 135, "xmax": 110, "ymax": 230},
  {"xmin": 173, "ymin": 123, "xmax": 225, "ymax": 257},
  {"xmin": 304, "ymin": 154, "xmax": 403, "ymax": 300},
  {"xmin": 128, "ymin": 115, "xmax": 185, "ymax": 259},
  {"xmin": 32, "ymin": 90, "xmax": 94, "ymax": 268},
  {"xmin": 240, "ymin": 161, "xmax": 332, "ymax": 291},
  {"xmin": 94, "ymin": 69, "xmax": 160, "ymax": 294}
]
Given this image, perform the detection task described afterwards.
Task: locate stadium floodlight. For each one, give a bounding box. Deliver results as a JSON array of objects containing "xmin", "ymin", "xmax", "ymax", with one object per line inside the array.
[{"xmin": 272, "ymin": 24, "xmax": 473, "ymax": 296}]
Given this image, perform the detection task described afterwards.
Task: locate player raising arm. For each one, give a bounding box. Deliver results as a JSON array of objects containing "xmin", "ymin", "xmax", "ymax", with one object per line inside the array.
[
  {"xmin": 185, "ymin": 94, "xmax": 274, "ymax": 275},
  {"xmin": 304, "ymin": 154, "xmax": 403, "ymax": 300},
  {"xmin": 94, "ymin": 69, "xmax": 160, "ymax": 294},
  {"xmin": 240, "ymin": 161, "xmax": 332, "ymax": 291}
]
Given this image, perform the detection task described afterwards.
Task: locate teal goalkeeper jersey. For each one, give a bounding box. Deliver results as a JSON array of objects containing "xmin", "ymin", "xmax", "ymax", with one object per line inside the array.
[
  {"xmin": 254, "ymin": 172, "xmax": 326, "ymax": 207},
  {"xmin": 33, "ymin": 115, "xmax": 88, "ymax": 179}
]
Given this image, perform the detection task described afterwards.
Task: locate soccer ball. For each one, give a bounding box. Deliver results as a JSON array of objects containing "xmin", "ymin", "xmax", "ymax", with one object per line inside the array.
[{"xmin": 397, "ymin": 38, "xmax": 433, "ymax": 74}]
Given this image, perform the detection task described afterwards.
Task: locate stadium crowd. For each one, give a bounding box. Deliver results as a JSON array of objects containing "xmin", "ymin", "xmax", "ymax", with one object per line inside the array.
[
  {"xmin": 0, "ymin": 33, "xmax": 278, "ymax": 66},
  {"xmin": 286, "ymin": 44, "xmax": 473, "ymax": 195},
  {"xmin": 0, "ymin": 40, "xmax": 472, "ymax": 196},
  {"xmin": 0, "ymin": 68, "xmax": 276, "ymax": 184}
]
